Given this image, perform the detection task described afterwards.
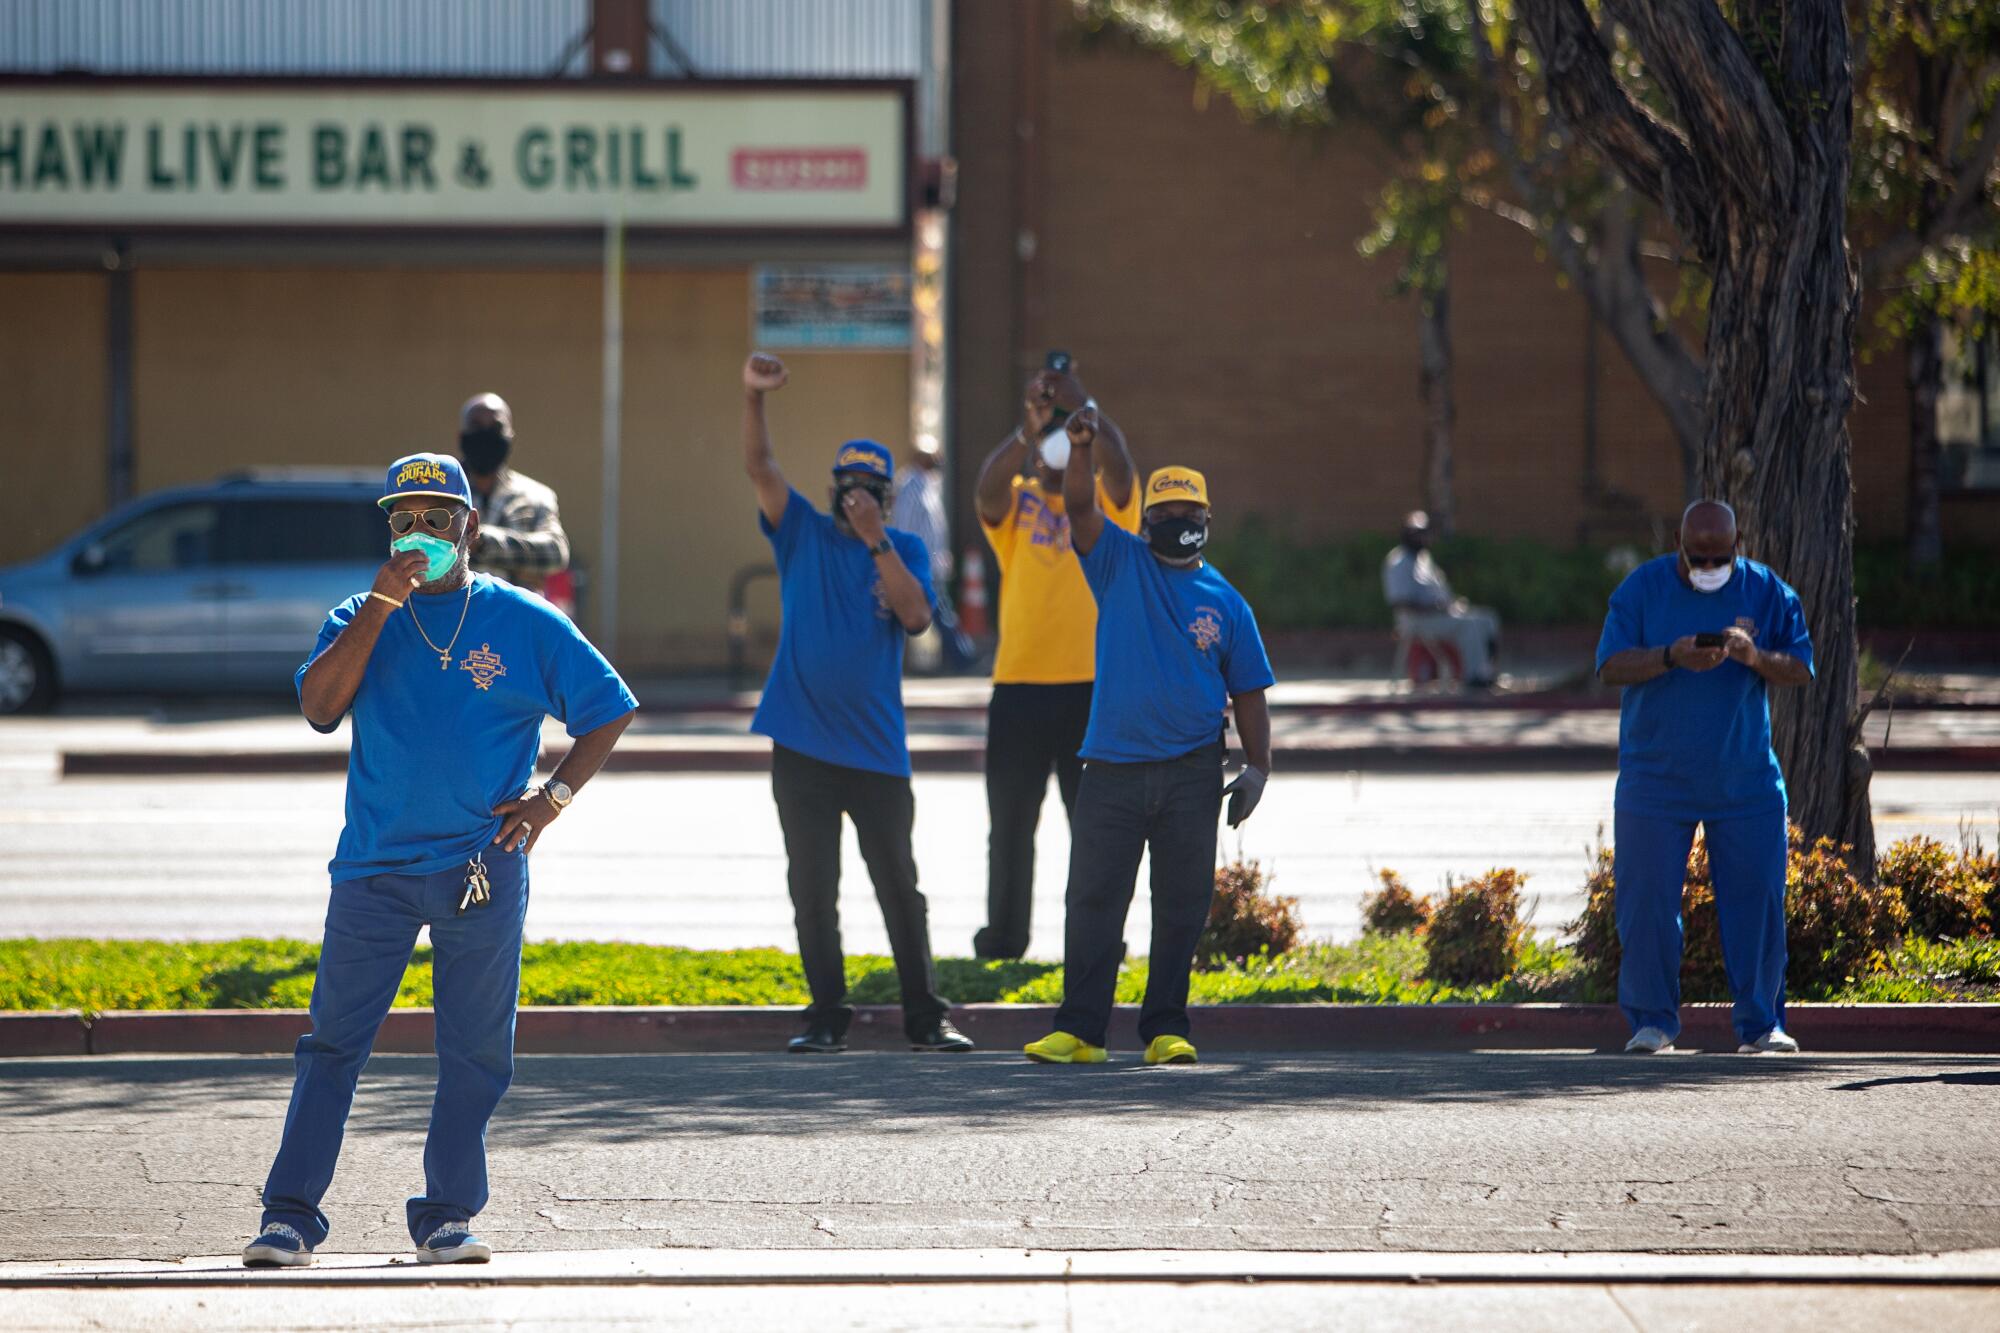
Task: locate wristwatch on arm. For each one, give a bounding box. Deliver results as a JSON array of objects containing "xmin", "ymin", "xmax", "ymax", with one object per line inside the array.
[
  {"xmin": 541, "ymin": 780, "xmax": 574, "ymax": 812},
  {"xmin": 870, "ymin": 538, "xmax": 893, "ymax": 556}
]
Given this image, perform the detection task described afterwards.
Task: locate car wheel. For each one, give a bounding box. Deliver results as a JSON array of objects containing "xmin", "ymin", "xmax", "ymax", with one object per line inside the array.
[{"xmin": 0, "ymin": 625, "xmax": 56, "ymax": 714}]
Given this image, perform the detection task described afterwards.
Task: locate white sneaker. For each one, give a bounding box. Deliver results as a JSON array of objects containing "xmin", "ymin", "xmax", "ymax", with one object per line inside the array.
[
  {"xmin": 1624, "ymin": 1026, "xmax": 1674, "ymax": 1054},
  {"xmin": 1738, "ymin": 1028, "xmax": 1800, "ymax": 1053}
]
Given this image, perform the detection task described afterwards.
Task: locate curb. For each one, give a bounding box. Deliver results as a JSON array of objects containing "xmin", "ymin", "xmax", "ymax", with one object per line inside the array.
[
  {"xmin": 60, "ymin": 743, "xmax": 2000, "ymax": 777},
  {"xmin": 6, "ymin": 1002, "xmax": 1998, "ymax": 1058}
]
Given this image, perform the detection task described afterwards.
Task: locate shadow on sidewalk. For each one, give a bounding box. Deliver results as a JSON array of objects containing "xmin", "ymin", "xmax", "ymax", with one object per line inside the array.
[{"xmin": 5, "ymin": 1052, "xmax": 1994, "ymax": 1147}]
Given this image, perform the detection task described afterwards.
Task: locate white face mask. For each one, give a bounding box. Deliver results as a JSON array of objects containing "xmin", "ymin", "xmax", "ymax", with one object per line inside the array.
[
  {"xmin": 1038, "ymin": 426, "xmax": 1071, "ymax": 472},
  {"xmin": 1688, "ymin": 561, "xmax": 1733, "ymax": 593}
]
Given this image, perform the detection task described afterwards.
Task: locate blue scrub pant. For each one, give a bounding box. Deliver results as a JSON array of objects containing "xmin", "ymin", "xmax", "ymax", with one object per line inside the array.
[
  {"xmin": 1614, "ymin": 806, "xmax": 1787, "ymax": 1045},
  {"xmin": 259, "ymin": 850, "xmax": 528, "ymax": 1247}
]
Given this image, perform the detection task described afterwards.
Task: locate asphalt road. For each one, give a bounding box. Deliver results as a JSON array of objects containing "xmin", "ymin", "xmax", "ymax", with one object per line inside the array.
[
  {"xmin": 4, "ymin": 1051, "xmax": 2000, "ymax": 1263},
  {"xmin": 0, "ymin": 770, "xmax": 1994, "ymax": 955}
]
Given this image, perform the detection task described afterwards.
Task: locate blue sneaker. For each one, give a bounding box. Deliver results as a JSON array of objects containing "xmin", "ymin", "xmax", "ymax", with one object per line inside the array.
[
  {"xmin": 416, "ymin": 1221, "xmax": 493, "ymax": 1264},
  {"xmin": 242, "ymin": 1222, "xmax": 314, "ymax": 1268}
]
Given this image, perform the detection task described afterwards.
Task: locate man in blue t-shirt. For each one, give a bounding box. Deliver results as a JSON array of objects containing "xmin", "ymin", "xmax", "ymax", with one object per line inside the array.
[
  {"xmin": 1596, "ymin": 500, "xmax": 1815, "ymax": 1056},
  {"xmin": 1023, "ymin": 410, "xmax": 1276, "ymax": 1067},
  {"xmin": 739, "ymin": 352, "xmax": 972, "ymax": 1056},
  {"xmin": 243, "ymin": 452, "xmax": 637, "ymax": 1271}
]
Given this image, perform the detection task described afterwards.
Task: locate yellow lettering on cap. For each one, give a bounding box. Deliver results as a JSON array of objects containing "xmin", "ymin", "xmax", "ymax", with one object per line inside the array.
[
  {"xmin": 837, "ymin": 446, "xmax": 884, "ymax": 471},
  {"xmin": 396, "ymin": 460, "xmax": 450, "ymax": 488}
]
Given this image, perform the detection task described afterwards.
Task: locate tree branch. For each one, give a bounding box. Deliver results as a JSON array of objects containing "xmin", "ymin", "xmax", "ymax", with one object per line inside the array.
[
  {"xmin": 1605, "ymin": 0, "xmax": 1797, "ymax": 213},
  {"xmin": 1517, "ymin": 0, "xmax": 1715, "ymax": 259}
]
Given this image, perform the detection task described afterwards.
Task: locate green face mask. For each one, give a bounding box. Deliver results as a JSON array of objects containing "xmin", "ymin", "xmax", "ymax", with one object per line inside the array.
[{"xmin": 392, "ymin": 531, "xmax": 461, "ymax": 583}]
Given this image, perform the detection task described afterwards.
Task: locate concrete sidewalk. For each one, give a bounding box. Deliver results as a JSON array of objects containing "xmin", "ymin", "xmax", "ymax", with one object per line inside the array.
[
  {"xmin": 6, "ymin": 1051, "xmax": 2000, "ymax": 1262},
  {"xmin": 16, "ymin": 692, "xmax": 2000, "ymax": 776},
  {"xmin": 8, "ymin": 1248, "xmax": 2000, "ymax": 1332}
]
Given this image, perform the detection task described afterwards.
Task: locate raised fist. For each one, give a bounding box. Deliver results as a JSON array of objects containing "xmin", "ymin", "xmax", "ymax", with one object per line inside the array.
[
  {"xmin": 1024, "ymin": 368, "xmax": 1086, "ymax": 433},
  {"xmin": 744, "ymin": 352, "xmax": 789, "ymax": 393},
  {"xmin": 1065, "ymin": 406, "xmax": 1100, "ymax": 450}
]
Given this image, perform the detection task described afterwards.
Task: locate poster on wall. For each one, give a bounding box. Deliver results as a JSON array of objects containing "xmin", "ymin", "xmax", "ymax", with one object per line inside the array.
[
  {"xmin": 0, "ymin": 85, "xmax": 907, "ymax": 229},
  {"xmin": 752, "ymin": 263, "xmax": 911, "ymax": 349}
]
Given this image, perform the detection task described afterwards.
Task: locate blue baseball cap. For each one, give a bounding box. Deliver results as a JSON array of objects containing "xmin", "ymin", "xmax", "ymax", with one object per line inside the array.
[
  {"xmin": 831, "ymin": 439, "xmax": 894, "ymax": 483},
  {"xmin": 378, "ymin": 452, "xmax": 473, "ymax": 510}
]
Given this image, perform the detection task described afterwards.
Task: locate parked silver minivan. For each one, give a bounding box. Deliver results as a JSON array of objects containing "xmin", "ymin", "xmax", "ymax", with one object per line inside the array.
[{"xmin": 0, "ymin": 469, "xmax": 387, "ymax": 712}]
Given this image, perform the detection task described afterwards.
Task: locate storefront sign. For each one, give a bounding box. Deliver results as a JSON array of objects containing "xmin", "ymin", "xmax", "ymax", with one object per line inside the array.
[
  {"xmin": 0, "ymin": 85, "xmax": 907, "ymax": 228},
  {"xmin": 752, "ymin": 263, "xmax": 911, "ymax": 349}
]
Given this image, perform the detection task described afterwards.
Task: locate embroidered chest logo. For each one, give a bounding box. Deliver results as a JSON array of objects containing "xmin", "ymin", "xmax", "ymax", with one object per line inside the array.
[
  {"xmin": 1735, "ymin": 616, "xmax": 1759, "ymax": 640},
  {"xmin": 460, "ymin": 642, "xmax": 507, "ymax": 690},
  {"xmin": 871, "ymin": 576, "xmax": 893, "ymax": 620},
  {"xmin": 1189, "ymin": 607, "xmax": 1224, "ymax": 653}
]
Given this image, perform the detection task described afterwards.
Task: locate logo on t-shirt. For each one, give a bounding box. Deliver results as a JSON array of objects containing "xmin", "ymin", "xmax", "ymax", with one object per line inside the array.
[
  {"xmin": 1016, "ymin": 490, "xmax": 1072, "ymax": 562},
  {"xmin": 1189, "ymin": 606, "xmax": 1224, "ymax": 653},
  {"xmin": 1735, "ymin": 616, "xmax": 1758, "ymax": 640},
  {"xmin": 460, "ymin": 642, "xmax": 508, "ymax": 691}
]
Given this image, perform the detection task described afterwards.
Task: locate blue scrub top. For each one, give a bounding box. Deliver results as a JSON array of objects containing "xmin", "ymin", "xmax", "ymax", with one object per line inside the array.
[
  {"xmin": 750, "ymin": 488, "xmax": 935, "ymax": 777},
  {"xmin": 299, "ymin": 574, "xmax": 639, "ymax": 884},
  {"xmin": 1595, "ymin": 555, "xmax": 1814, "ymax": 819},
  {"xmin": 1076, "ymin": 525, "xmax": 1275, "ymax": 764}
]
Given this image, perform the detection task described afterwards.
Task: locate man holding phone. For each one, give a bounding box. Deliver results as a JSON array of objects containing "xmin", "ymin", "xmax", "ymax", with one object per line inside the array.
[
  {"xmin": 1595, "ymin": 500, "xmax": 1815, "ymax": 1055},
  {"xmin": 969, "ymin": 352, "xmax": 1140, "ymax": 959}
]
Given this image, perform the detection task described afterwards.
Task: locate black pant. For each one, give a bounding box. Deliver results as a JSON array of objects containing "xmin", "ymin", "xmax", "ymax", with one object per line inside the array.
[
  {"xmin": 975, "ymin": 681, "xmax": 1095, "ymax": 959},
  {"xmin": 771, "ymin": 745, "xmax": 948, "ymax": 1039},
  {"xmin": 1053, "ymin": 742, "xmax": 1224, "ymax": 1048}
]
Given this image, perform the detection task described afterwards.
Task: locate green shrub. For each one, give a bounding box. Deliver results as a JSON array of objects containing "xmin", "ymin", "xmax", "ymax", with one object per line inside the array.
[
  {"xmin": 1570, "ymin": 827, "xmax": 1909, "ymax": 1001},
  {"xmin": 1877, "ymin": 836, "xmax": 1990, "ymax": 941},
  {"xmin": 1422, "ymin": 869, "xmax": 1529, "ymax": 986},
  {"xmin": 1360, "ymin": 870, "xmax": 1433, "ymax": 935},
  {"xmin": 1203, "ymin": 526, "xmax": 2000, "ymax": 632},
  {"xmin": 1852, "ymin": 542, "xmax": 2000, "ymax": 630},
  {"xmin": 1196, "ymin": 857, "xmax": 1303, "ymax": 970}
]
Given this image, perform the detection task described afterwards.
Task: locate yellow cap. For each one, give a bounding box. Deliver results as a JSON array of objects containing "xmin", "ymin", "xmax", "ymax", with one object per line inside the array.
[{"xmin": 1144, "ymin": 466, "xmax": 1209, "ymax": 509}]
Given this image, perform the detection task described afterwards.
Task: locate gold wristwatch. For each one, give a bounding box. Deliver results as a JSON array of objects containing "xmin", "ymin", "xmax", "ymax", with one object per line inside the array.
[{"xmin": 541, "ymin": 780, "xmax": 574, "ymax": 811}]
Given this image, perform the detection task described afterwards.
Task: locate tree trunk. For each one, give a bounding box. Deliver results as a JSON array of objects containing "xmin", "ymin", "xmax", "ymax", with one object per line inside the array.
[
  {"xmin": 1905, "ymin": 318, "xmax": 1945, "ymax": 573},
  {"xmin": 1418, "ymin": 265, "xmax": 1457, "ymax": 536},
  {"xmin": 1698, "ymin": 162, "xmax": 1875, "ymax": 869}
]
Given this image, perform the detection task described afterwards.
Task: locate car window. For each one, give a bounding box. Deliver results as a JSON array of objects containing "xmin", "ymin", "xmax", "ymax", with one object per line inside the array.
[
  {"xmin": 95, "ymin": 502, "xmax": 220, "ymax": 573},
  {"xmin": 218, "ymin": 498, "xmax": 386, "ymax": 566}
]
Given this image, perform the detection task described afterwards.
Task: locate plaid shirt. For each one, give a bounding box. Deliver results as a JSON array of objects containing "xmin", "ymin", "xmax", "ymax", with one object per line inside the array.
[{"xmin": 470, "ymin": 467, "xmax": 569, "ymax": 592}]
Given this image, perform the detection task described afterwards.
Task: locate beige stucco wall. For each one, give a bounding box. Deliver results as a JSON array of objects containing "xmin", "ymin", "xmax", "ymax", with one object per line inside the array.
[
  {"xmin": 1, "ymin": 264, "xmax": 908, "ymax": 669},
  {"xmin": 0, "ymin": 273, "xmax": 108, "ymax": 566}
]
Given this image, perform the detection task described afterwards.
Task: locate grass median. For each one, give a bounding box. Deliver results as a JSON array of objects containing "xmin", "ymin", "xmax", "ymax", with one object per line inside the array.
[{"xmin": 8, "ymin": 934, "xmax": 1998, "ymax": 1017}]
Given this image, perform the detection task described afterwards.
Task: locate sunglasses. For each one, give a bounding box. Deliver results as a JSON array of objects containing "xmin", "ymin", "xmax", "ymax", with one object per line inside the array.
[
  {"xmin": 1683, "ymin": 552, "xmax": 1734, "ymax": 569},
  {"xmin": 387, "ymin": 507, "xmax": 462, "ymax": 536}
]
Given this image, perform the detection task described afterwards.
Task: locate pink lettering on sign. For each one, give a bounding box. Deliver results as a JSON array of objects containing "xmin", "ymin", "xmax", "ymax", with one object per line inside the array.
[{"xmin": 732, "ymin": 149, "xmax": 869, "ymax": 191}]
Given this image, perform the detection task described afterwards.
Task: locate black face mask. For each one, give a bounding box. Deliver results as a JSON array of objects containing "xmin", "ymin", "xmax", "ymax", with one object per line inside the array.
[
  {"xmin": 832, "ymin": 481, "xmax": 892, "ymax": 535},
  {"xmin": 1147, "ymin": 516, "xmax": 1209, "ymax": 560},
  {"xmin": 459, "ymin": 427, "xmax": 512, "ymax": 476}
]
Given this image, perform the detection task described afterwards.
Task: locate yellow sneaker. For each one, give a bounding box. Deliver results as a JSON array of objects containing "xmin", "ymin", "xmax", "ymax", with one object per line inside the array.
[
  {"xmin": 1023, "ymin": 1031, "xmax": 1108, "ymax": 1064},
  {"xmin": 1144, "ymin": 1035, "xmax": 1198, "ymax": 1065}
]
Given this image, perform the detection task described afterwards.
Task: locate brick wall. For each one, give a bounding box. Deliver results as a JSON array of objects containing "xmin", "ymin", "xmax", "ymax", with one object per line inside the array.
[{"xmin": 949, "ymin": 1, "xmax": 1966, "ymax": 557}]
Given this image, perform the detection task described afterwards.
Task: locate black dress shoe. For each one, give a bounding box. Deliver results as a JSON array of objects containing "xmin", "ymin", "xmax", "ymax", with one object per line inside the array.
[
  {"xmin": 787, "ymin": 1025, "xmax": 847, "ymax": 1054},
  {"xmin": 909, "ymin": 1018, "xmax": 975, "ymax": 1052}
]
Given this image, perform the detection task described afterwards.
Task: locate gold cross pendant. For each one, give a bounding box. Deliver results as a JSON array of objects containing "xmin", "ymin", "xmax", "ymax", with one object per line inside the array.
[{"xmin": 440, "ymin": 653, "xmax": 452, "ymax": 670}]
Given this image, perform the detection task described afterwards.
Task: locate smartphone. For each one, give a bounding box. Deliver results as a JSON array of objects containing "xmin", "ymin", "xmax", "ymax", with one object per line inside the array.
[
  {"xmin": 1694, "ymin": 632, "xmax": 1726, "ymax": 648},
  {"xmin": 1043, "ymin": 350, "xmax": 1075, "ymax": 426}
]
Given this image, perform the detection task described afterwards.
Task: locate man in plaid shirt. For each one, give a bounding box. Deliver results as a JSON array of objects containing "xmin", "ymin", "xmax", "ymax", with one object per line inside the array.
[{"xmin": 457, "ymin": 394, "xmax": 570, "ymax": 595}]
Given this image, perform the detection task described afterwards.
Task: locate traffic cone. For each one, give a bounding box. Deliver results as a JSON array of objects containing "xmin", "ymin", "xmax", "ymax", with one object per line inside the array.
[{"xmin": 960, "ymin": 547, "xmax": 989, "ymax": 639}]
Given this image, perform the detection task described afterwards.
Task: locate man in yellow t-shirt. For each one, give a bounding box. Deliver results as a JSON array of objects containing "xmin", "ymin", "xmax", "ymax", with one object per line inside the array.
[{"xmin": 970, "ymin": 358, "xmax": 1140, "ymax": 958}]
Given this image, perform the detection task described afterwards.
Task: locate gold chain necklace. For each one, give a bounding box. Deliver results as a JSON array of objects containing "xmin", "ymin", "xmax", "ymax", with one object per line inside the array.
[{"xmin": 407, "ymin": 581, "xmax": 473, "ymax": 670}]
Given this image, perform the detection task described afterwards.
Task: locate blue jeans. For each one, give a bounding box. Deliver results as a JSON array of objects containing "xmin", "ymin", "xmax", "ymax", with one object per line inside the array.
[
  {"xmin": 259, "ymin": 850, "xmax": 528, "ymax": 1246},
  {"xmin": 1053, "ymin": 743, "xmax": 1225, "ymax": 1048},
  {"xmin": 1614, "ymin": 805, "xmax": 1788, "ymax": 1045}
]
